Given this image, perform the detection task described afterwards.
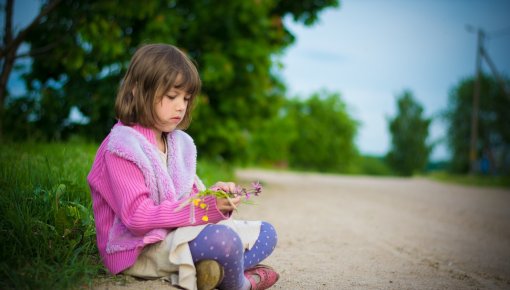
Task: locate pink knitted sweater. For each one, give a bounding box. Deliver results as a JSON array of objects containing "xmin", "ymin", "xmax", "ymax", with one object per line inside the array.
[{"xmin": 87, "ymin": 122, "xmax": 229, "ymax": 274}]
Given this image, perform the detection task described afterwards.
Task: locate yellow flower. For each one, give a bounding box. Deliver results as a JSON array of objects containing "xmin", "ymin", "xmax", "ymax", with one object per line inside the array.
[
  {"xmin": 200, "ymin": 203, "xmax": 207, "ymax": 209},
  {"xmin": 193, "ymin": 198, "xmax": 201, "ymax": 206},
  {"xmin": 201, "ymin": 215, "xmax": 209, "ymax": 222}
]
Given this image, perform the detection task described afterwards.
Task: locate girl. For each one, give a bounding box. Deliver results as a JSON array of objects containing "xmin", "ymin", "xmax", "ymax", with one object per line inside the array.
[{"xmin": 87, "ymin": 44, "xmax": 279, "ymax": 290}]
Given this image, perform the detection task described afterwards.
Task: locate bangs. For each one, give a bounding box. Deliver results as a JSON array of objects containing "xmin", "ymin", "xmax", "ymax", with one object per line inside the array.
[{"xmin": 175, "ymin": 64, "xmax": 201, "ymax": 97}]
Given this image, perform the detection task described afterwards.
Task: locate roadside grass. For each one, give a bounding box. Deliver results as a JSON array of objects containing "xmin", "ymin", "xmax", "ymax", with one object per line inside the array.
[
  {"xmin": 428, "ymin": 171, "xmax": 510, "ymax": 188},
  {"xmin": 0, "ymin": 142, "xmax": 234, "ymax": 290},
  {"xmin": 0, "ymin": 142, "xmax": 101, "ymax": 290}
]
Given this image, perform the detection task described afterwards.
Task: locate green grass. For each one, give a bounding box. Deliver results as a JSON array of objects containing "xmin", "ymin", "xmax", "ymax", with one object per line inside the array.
[
  {"xmin": 428, "ymin": 171, "xmax": 510, "ymax": 188},
  {"xmin": 354, "ymin": 155, "xmax": 394, "ymax": 176},
  {"xmin": 0, "ymin": 142, "xmax": 234, "ymax": 290},
  {"xmin": 0, "ymin": 142, "xmax": 102, "ymax": 290}
]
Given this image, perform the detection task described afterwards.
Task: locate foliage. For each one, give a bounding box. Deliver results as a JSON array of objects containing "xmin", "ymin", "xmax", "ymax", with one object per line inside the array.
[
  {"xmin": 196, "ymin": 158, "xmax": 235, "ymax": 187},
  {"xmin": 0, "ymin": 142, "xmax": 234, "ymax": 289},
  {"xmin": 5, "ymin": 0, "xmax": 339, "ymax": 163},
  {"xmin": 222, "ymin": 89, "xmax": 363, "ymax": 174},
  {"xmin": 246, "ymin": 98, "xmax": 298, "ymax": 167},
  {"xmin": 386, "ymin": 90, "xmax": 432, "ymax": 176},
  {"xmin": 243, "ymin": 90, "xmax": 359, "ymax": 173},
  {"xmin": 285, "ymin": 91, "xmax": 359, "ymax": 173},
  {"xmin": 0, "ymin": 0, "xmax": 62, "ymax": 141},
  {"xmin": 443, "ymin": 74, "xmax": 510, "ymax": 175}
]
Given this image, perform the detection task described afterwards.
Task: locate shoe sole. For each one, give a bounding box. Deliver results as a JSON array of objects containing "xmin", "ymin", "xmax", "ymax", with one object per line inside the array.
[{"xmin": 196, "ymin": 260, "xmax": 224, "ymax": 290}]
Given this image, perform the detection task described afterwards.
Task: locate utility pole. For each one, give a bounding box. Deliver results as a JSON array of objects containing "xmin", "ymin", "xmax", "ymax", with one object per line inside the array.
[
  {"xmin": 469, "ymin": 28, "xmax": 483, "ymax": 175},
  {"xmin": 466, "ymin": 25, "xmax": 510, "ymax": 175}
]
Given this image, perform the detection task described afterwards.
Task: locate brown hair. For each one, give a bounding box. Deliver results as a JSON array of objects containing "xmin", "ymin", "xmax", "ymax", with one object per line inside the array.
[{"xmin": 115, "ymin": 44, "xmax": 201, "ymax": 129}]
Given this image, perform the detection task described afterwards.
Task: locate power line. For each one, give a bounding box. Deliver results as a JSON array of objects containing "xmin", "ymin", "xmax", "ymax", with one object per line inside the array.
[{"xmin": 487, "ymin": 25, "xmax": 510, "ymax": 38}]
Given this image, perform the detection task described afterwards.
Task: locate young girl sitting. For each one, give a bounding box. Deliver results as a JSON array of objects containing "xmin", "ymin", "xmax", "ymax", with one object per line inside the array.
[{"xmin": 87, "ymin": 43, "xmax": 279, "ymax": 290}]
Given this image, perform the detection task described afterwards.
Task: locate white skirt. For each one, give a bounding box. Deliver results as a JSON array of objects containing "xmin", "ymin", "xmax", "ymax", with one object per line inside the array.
[{"xmin": 124, "ymin": 219, "xmax": 262, "ymax": 290}]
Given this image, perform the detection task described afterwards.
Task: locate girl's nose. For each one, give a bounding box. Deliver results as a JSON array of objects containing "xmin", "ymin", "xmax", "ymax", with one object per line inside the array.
[{"xmin": 177, "ymin": 97, "xmax": 187, "ymax": 111}]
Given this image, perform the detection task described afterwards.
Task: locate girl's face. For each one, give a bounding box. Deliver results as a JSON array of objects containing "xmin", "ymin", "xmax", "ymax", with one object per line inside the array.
[{"xmin": 153, "ymin": 85, "xmax": 190, "ymax": 134}]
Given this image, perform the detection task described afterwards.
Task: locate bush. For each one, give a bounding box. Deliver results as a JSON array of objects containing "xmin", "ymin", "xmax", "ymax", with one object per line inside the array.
[
  {"xmin": 287, "ymin": 91, "xmax": 359, "ymax": 173},
  {"xmin": 357, "ymin": 155, "xmax": 393, "ymax": 176}
]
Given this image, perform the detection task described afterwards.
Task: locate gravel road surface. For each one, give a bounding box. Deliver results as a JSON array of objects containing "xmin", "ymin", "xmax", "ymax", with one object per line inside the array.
[{"xmin": 96, "ymin": 169, "xmax": 510, "ymax": 289}]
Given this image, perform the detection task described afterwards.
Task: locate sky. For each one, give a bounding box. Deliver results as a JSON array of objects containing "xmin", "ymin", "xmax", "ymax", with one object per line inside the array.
[
  {"xmin": 7, "ymin": 0, "xmax": 510, "ymax": 161},
  {"xmin": 280, "ymin": 0, "xmax": 510, "ymax": 160}
]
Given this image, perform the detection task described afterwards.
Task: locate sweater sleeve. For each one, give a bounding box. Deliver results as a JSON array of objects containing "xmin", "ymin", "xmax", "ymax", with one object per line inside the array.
[{"xmin": 104, "ymin": 152, "xmax": 229, "ymax": 236}]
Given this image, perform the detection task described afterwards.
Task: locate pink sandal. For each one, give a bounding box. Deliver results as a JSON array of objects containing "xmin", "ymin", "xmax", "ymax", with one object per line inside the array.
[{"xmin": 244, "ymin": 264, "xmax": 280, "ymax": 290}]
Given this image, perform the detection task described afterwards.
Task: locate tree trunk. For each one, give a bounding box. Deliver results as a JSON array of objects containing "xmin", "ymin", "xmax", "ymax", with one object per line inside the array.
[
  {"xmin": 0, "ymin": 49, "xmax": 16, "ymax": 141},
  {"xmin": 0, "ymin": 0, "xmax": 14, "ymax": 141}
]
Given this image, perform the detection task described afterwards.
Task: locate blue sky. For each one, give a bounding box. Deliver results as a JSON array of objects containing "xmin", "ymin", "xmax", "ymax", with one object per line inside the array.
[
  {"xmin": 281, "ymin": 0, "xmax": 510, "ymax": 160},
  {"xmin": 8, "ymin": 0, "xmax": 510, "ymax": 160}
]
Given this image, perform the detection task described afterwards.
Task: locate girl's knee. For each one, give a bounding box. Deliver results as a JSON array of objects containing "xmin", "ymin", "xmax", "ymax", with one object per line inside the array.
[
  {"xmin": 257, "ymin": 222, "xmax": 278, "ymax": 252},
  {"xmin": 203, "ymin": 224, "xmax": 243, "ymax": 251},
  {"xmin": 260, "ymin": 221, "xmax": 278, "ymax": 246},
  {"xmin": 190, "ymin": 224, "xmax": 244, "ymax": 263}
]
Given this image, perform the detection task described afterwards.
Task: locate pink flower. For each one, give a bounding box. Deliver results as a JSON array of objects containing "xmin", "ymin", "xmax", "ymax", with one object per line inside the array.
[
  {"xmin": 251, "ymin": 181, "xmax": 262, "ymax": 196},
  {"xmin": 233, "ymin": 185, "xmax": 244, "ymax": 197}
]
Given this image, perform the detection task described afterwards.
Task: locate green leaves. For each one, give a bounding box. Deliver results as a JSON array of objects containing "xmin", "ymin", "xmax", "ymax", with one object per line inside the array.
[
  {"xmin": 51, "ymin": 183, "xmax": 94, "ymax": 243},
  {"xmin": 250, "ymin": 90, "xmax": 358, "ymax": 173},
  {"xmin": 201, "ymin": 52, "xmax": 235, "ymax": 87},
  {"xmin": 289, "ymin": 91, "xmax": 359, "ymax": 172},
  {"xmin": 444, "ymin": 75, "xmax": 510, "ymax": 174},
  {"xmin": 8, "ymin": 0, "xmax": 339, "ymax": 162},
  {"xmin": 386, "ymin": 90, "xmax": 432, "ymax": 176}
]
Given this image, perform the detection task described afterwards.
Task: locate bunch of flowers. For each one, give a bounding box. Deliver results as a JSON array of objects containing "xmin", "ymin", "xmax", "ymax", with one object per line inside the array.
[
  {"xmin": 203, "ymin": 181, "xmax": 263, "ymax": 201},
  {"xmin": 177, "ymin": 181, "xmax": 263, "ymax": 223}
]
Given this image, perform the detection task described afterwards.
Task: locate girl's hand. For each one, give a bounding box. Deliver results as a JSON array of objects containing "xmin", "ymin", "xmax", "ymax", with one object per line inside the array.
[
  {"xmin": 210, "ymin": 181, "xmax": 236, "ymax": 193},
  {"xmin": 210, "ymin": 181, "xmax": 241, "ymax": 214},
  {"xmin": 216, "ymin": 196, "xmax": 242, "ymax": 214}
]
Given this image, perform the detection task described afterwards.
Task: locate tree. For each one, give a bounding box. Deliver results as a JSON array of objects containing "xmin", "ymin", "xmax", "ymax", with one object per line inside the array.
[
  {"xmin": 287, "ymin": 90, "xmax": 358, "ymax": 173},
  {"xmin": 444, "ymin": 75, "xmax": 510, "ymax": 174},
  {"xmin": 4, "ymin": 0, "xmax": 339, "ymax": 162},
  {"xmin": 0, "ymin": 0, "xmax": 62, "ymax": 140},
  {"xmin": 386, "ymin": 90, "xmax": 431, "ymax": 176}
]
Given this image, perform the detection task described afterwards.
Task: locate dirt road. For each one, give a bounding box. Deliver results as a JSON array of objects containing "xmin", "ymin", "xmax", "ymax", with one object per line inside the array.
[{"xmin": 97, "ymin": 169, "xmax": 510, "ymax": 289}]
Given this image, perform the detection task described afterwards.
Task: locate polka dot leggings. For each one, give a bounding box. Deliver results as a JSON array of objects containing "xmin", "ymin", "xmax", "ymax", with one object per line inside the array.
[{"xmin": 189, "ymin": 222, "xmax": 277, "ymax": 290}]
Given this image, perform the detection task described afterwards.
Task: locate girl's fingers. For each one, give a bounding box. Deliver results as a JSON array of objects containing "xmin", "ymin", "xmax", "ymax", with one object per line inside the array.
[
  {"xmin": 212, "ymin": 181, "xmax": 237, "ymax": 193},
  {"xmin": 216, "ymin": 196, "xmax": 241, "ymax": 212},
  {"xmin": 227, "ymin": 182, "xmax": 236, "ymax": 193},
  {"xmin": 230, "ymin": 196, "xmax": 242, "ymax": 206},
  {"xmin": 225, "ymin": 197, "xmax": 237, "ymax": 210}
]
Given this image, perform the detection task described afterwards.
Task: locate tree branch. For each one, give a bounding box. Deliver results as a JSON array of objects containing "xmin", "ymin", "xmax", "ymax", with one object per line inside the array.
[
  {"xmin": 0, "ymin": 0, "xmax": 62, "ymax": 59},
  {"xmin": 15, "ymin": 42, "xmax": 59, "ymax": 59}
]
